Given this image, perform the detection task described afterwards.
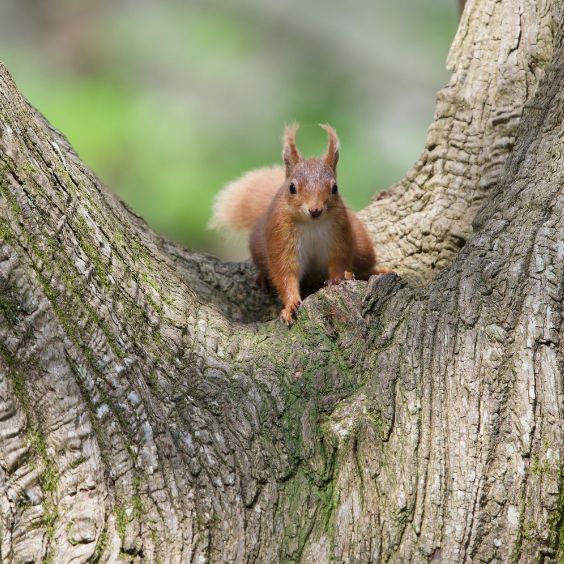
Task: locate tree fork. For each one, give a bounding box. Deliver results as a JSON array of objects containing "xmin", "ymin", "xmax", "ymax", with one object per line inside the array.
[{"xmin": 0, "ymin": 0, "xmax": 563, "ymax": 562}]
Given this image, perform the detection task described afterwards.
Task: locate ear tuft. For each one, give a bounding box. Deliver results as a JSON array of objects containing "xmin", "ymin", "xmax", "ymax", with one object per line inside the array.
[
  {"xmin": 319, "ymin": 123, "xmax": 340, "ymax": 172},
  {"xmin": 282, "ymin": 123, "xmax": 301, "ymax": 177}
]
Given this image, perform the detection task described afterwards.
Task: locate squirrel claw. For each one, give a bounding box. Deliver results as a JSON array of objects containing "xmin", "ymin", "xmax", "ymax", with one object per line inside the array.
[
  {"xmin": 325, "ymin": 271, "xmax": 354, "ymax": 286},
  {"xmin": 281, "ymin": 299, "xmax": 302, "ymax": 326}
]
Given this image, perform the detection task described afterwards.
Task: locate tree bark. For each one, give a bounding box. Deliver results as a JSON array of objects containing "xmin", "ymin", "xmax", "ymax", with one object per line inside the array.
[{"xmin": 0, "ymin": 0, "xmax": 562, "ymax": 562}]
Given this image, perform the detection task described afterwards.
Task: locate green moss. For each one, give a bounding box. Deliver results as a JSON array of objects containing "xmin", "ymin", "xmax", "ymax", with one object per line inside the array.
[
  {"xmin": 530, "ymin": 454, "xmax": 552, "ymax": 475},
  {"xmin": 75, "ymin": 215, "xmax": 111, "ymax": 288},
  {"xmin": 28, "ymin": 426, "xmax": 60, "ymax": 543},
  {"xmin": 140, "ymin": 271, "xmax": 159, "ymax": 292},
  {"xmin": 33, "ymin": 256, "xmax": 128, "ymax": 365},
  {"xmin": 15, "ymin": 491, "xmax": 32, "ymax": 510},
  {"xmin": 0, "ymin": 293, "xmax": 21, "ymax": 325},
  {"xmin": 28, "ymin": 427, "xmax": 48, "ymax": 463},
  {"xmin": 548, "ymin": 466, "xmax": 564, "ymax": 559},
  {"xmin": 365, "ymin": 410, "xmax": 388, "ymax": 439},
  {"xmin": 247, "ymin": 299, "xmax": 380, "ymax": 562},
  {"xmin": 146, "ymin": 371, "xmax": 159, "ymax": 390},
  {"xmin": 143, "ymin": 293, "xmax": 163, "ymax": 316},
  {"xmin": 43, "ymin": 497, "xmax": 60, "ymax": 541},
  {"xmin": 1, "ymin": 349, "xmax": 61, "ymax": 554},
  {"xmin": 125, "ymin": 444, "xmax": 137, "ymax": 460},
  {"xmin": 69, "ymin": 454, "xmax": 88, "ymax": 469},
  {"xmin": 3, "ymin": 182, "xmax": 23, "ymax": 218},
  {"xmin": 278, "ymin": 467, "xmax": 335, "ymax": 561},
  {"xmin": 0, "ymin": 222, "xmax": 9, "ymax": 241},
  {"xmin": 3, "ymin": 358, "xmax": 29, "ymax": 406},
  {"xmin": 55, "ymin": 165, "xmax": 76, "ymax": 194},
  {"xmin": 28, "ymin": 430, "xmax": 60, "ymax": 549},
  {"xmin": 35, "ymin": 226, "xmax": 129, "ymax": 362},
  {"xmin": 130, "ymin": 239, "xmax": 151, "ymax": 266},
  {"xmin": 520, "ymin": 519, "xmax": 537, "ymax": 542},
  {"xmin": 115, "ymin": 503, "xmax": 129, "ymax": 543},
  {"xmin": 21, "ymin": 162, "xmax": 37, "ymax": 175},
  {"xmin": 44, "ymin": 548, "xmax": 56, "ymax": 564},
  {"xmin": 131, "ymin": 476, "xmax": 144, "ymax": 519},
  {"xmin": 93, "ymin": 529, "xmax": 108, "ymax": 563},
  {"xmin": 150, "ymin": 529, "xmax": 162, "ymax": 564}
]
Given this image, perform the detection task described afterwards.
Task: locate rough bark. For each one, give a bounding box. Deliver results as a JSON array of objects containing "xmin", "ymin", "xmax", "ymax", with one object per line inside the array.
[
  {"xmin": 362, "ymin": 0, "xmax": 556, "ymax": 282},
  {"xmin": 0, "ymin": 0, "xmax": 562, "ymax": 562}
]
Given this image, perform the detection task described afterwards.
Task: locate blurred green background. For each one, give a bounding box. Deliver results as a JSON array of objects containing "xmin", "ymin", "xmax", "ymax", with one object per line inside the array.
[{"xmin": 0, "ymin": 0, "xmax": 457, "ymax": 258}]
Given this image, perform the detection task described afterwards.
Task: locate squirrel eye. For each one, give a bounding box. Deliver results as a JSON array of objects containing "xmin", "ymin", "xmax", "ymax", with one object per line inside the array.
[
  {"xmin": 332, "ymin": 183, "xmax": 338, "ymax": 194},
  {"xmin": 289, "ymin": 182, "xmax": 297, "ymax": 195}
]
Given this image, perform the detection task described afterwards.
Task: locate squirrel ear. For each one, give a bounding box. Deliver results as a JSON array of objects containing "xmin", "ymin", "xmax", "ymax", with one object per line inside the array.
[
  {"xmin": 283, "ymin": 123, "xmax": 301, "ymax": 177},
  {"xmin": 319, "ymin": 123, "xmax": 340, "ymax": 172}
]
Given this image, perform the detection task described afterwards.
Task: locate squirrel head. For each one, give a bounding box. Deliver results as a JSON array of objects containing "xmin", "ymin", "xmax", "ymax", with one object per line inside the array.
[{"xmin": 282, "ymin": 123, "xmax": 342, "ymax": 222}]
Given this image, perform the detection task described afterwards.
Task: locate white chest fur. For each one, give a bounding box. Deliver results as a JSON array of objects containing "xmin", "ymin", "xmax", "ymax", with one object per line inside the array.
[{"xmin": 295, "ymin": 219, "xmax": 334, "ymax": 281}]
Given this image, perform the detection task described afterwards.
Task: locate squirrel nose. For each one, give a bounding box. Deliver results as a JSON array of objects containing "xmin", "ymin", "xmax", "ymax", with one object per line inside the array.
[{"xmin": 309, "ymin": 208, "xmax": 322, "ymax": 218}]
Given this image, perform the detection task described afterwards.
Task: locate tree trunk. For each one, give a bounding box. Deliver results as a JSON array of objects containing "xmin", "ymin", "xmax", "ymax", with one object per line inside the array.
[{"xmin": 0, "ymin": 1, "xmax": 562, "ymax": 562}]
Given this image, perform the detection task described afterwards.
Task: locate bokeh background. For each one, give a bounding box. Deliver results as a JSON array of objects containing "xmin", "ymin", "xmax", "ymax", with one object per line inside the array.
[{"xmin": 0, "ymin": 0, "xmax": 458, "ymax": 258}]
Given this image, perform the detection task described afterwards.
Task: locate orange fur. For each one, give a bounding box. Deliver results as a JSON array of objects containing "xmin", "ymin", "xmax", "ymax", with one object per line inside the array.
[
  {"xmin": 212, "ymin": 124, "xmax": 390, "ymax": 325},
  {"xmin": 209, "ymin": 165, "xmax": 285, "ymax": 231}
]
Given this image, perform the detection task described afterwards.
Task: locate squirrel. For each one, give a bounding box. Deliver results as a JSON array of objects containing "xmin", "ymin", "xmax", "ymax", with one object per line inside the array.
[{"xmin": 210, "ymin": 123, "xmax": 391, "ymax": 325}]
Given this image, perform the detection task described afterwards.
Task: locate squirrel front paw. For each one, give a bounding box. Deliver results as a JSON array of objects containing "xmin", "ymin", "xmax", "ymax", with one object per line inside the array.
[
  {"xmin": 371, "ymin": 267, "xmax": 394, "ymax": 275},
  {"xmin": 325, "ymin": 270, "xmax": 355, "ymax": 286},
  {"xmin": 280, "ymin": 298, "xmax": 302, "ymax": 326}
]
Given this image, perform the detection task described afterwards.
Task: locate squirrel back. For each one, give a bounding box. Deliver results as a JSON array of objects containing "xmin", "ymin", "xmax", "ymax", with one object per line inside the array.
[{"xmin": 209, "ymin": 165, "xmax": 285, "ymax": 231}]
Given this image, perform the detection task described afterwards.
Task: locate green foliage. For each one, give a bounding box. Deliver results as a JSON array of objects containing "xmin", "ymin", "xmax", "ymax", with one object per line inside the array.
[{"xmin": 0, "ymin": 1, "xmax": 456, "ymax": 258}]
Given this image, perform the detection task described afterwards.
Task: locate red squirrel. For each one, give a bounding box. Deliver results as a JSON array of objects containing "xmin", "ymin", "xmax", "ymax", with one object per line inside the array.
[{"xmin": 210, "ymin": 123, "xmax": 391, "ymax": 325}]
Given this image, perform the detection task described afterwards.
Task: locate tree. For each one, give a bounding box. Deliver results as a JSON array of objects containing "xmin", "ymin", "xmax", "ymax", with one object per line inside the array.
[{"xmin": 0, "ymin": 0, "xmax": 562, "ymax": 562}]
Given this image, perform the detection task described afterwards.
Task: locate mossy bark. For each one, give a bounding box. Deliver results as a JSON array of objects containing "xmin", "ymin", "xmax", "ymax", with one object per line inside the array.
[{"xmin": 0, "ymin": 0, "xmax": 563, "ymax": 562}]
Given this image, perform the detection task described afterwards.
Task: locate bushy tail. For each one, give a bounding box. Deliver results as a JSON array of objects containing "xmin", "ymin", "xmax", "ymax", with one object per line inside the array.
[{"xmin": 209, "ymin": 165, "xmax": 285, "ymax": 231}]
